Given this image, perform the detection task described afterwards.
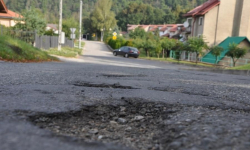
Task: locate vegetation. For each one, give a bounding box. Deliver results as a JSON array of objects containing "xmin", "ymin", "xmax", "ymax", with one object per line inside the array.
[
  {"xmin": 90, "ymin": 0, "xmax": 117, "ymax": 41},
  {"xmin": 186, "ymin": 36, "xmax": 208, "ymax": 64},
  {"xmin": 161, "ymin": 37, "xmax": 176, "ymax": 58},
  {"xmin": 210, "ymin": 45, "xmax": 224, "ymax": 64},
  {"xmin": 14, "ymin": 8, "xmax": 47, "ymax": 35},
  {"xmin": 230, "ymin": 63, "xmax": 250, "ymax": 70},
  {"xmin": 47, "ymin": 46, "xmax": 83, "ymax": 57},
  {"xmin": 226, "ymin": 43, "xmax": 248, "ymax": 67},
  {"xmin": 0, "ymin": 35, "xmax": 57, "ymax": 62}
]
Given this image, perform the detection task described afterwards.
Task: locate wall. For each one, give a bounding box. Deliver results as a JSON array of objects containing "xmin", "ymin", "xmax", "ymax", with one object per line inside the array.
[
  {"xmin": 203, "ymin": 5, "xmax": 219, "ymax": 46},
  {"xmin": 215, "ymin": 0, "xmax": 237, "ymax": 44},
  {"xmin": 0, "ymin": 18, "xmax": 10, "ymax": 27},
  {"xmin": 193, "ymin": 16, "xmax": 204, "ymax": 37},
  {"xmin": 239, "ymin": 0, "xmax": 250, "ymax": 39}
]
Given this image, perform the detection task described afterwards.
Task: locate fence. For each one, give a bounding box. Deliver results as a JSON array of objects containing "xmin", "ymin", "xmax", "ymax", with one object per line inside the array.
[
  {"xmin": 1, "ymin": 27, "xmax": 74, "ymax": 50},
  {"xmin": 170, "ymin": 50, "xmax": 250, "ymax": 67},
  {"xmin": 34, "ymin": 35, "xmax": 74, "ymax": 50}
]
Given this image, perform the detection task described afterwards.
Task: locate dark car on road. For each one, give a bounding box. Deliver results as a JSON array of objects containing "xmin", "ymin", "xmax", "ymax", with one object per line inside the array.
[{"xmin": 113, "ymin": 46, "xmax": 140, "ymax": 58}]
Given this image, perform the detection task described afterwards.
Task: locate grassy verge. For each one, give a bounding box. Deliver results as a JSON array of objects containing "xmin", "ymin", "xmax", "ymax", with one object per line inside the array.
[
  {"xmin": 74, "ymin": 41, "xmax": 85, "ymax": 48},
  {"xmin": 138, "ymin": 51, "xmax": 214, "ymax": 68},
  {"xmin": 229, "ymin": 64, "xmax": 250, "ymax": 70},
  {"xmin": 0, "ymin": 35, "xmax": 57, "ymax": 62},
  {"xmin": 47, "ymin": 47, "xmax": 83, "ymax": 57}
]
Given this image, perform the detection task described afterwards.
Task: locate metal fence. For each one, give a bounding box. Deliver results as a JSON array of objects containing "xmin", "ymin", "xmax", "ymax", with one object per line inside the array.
[
  {"xmin": 34, "ymin": 35, "xmax": 74, "ymax": 50},
  {"xmin": 1, "ymin": 27, "xmax": 74, "ymax": 50}
]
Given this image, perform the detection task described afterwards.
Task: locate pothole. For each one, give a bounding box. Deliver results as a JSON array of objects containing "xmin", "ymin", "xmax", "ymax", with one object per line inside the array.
[
  {"xmin": 101, "ymin": 74, "xmax": 147, "ymax": 78},
  {"xmin": 149, "ymin": 87, "xmax": 209, "ymax": 97},
  {"xmin": 29, "ymin": 100, "xmax": 182, "ymax": 150},
  {"xmin": 73, "ymin": 82, "xmax": 139, "ymax": 89}
]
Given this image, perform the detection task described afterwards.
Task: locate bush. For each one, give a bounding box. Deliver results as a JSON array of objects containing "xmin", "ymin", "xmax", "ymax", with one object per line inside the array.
[
  {"xmin": 125, "ymin": 40, "xmax": 133, "ymax": 47},
  {"xmin": 108, "ymin": 36, "xmax": 126, "ymax": 49}
]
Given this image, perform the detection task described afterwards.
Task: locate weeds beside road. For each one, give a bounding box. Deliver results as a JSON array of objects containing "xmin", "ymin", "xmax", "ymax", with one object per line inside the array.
[{"xmin": 0, "ymin": 35, "xmax": 57, "ymax": 62}]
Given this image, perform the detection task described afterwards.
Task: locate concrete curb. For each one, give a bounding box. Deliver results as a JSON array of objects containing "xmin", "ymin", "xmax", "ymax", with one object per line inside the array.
[{"xmin": 106, "ymin": 44, "xmax": 114, "ymax": 52}]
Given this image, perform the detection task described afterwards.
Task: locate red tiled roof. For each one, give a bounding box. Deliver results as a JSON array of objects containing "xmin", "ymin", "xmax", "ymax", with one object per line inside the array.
[
  {"xmin": 184, "ymin": 0, "xmax": 220, "ymax": 17},
  {"xmin": 0, "ymin": 10, "xmax": 22, "ymax": 18},
  {"xmin": 0, "ymin": 0, "xmax": 22, "ymax": 18}
]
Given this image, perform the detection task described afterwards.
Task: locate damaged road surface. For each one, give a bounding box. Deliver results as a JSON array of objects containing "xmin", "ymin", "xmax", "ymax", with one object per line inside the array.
[{"xmin": 1, "ymin": 41, "xmax": 250, "ymax": 150}]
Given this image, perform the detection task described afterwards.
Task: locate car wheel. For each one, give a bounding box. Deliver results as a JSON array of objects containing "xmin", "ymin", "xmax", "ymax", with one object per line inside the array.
[
  {"xmin": 134, "ymin": 56, "xmax": 138, "ymax": 58},
  {"xmin": 113, "ymin": 52, "xmax": 117, "ymax": 56},
  {"xmin": 125, "ymin": 54, "xmax": 129, "ymax": 58}
]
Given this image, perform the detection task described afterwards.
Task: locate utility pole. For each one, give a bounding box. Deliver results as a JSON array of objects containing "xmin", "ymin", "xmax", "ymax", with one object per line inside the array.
[
  {"xmin": 58, "ymin": 0, "xmax": 63, "ymax": 51},
  {"xmin": 79, "ymin": 0, "xmax": 82, "ymax": 49}
]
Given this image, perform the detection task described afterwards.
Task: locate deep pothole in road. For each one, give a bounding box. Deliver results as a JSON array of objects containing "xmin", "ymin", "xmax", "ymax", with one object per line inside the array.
[
  {"xmin": 73, "ymin": 82, "xmax": 139, "ymax": 89},
  {"xmin": 29, "ymin": 100, "xmax": 183, "ymax": 150}
]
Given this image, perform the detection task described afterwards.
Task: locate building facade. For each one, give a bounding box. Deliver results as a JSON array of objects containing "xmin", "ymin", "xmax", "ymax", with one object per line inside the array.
[
  {"xmin": 0, "ymin": 0, "xmax": 22, "ymax": 27},
  {"xmin": 183, "ymin": 0, "xmax": 250, "ymax": 46}
]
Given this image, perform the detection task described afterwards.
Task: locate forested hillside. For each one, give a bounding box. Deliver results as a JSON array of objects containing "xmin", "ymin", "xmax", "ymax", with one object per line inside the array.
[{"xmin": 4, "ymin": 0, "xmax": 206, "ymax": 31}]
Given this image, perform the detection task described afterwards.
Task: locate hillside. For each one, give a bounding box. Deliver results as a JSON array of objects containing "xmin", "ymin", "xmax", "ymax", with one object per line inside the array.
[{"xmin": 4, "ymin": 0, "xmax": 205, "ymax": 23}]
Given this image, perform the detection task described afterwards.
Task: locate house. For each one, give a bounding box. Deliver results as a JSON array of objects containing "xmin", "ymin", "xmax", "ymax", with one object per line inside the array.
[
  {"xmin": 127, "ymin": 24, "xmax": 184, "ymax": 38},
  {"xmin": 46, "ymin": 24, "xmax": 59, "ymax": 34},
  {"xmin": 182, "ymin": 0, "xmax": 250, "ymax": 46},
  {"xmin": 0, "ymin": 0, "xmax": 22, "ymax": 27}
]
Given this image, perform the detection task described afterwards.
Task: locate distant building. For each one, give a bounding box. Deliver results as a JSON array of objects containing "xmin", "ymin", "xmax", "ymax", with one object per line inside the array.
[
  {"xmin": 183, "ymin": 0, "xmax": 250, "ymax": 46},
  {"xmin": 46, "ymin": 24, "xmax": 59, "ymax": 34},
  {"xmin": 127, "ymin": 24, "xmax": 184, "ymax": 39},
  {"xmin": 0, "ymin": 0, "xmax": 22, "ymax": 27}
]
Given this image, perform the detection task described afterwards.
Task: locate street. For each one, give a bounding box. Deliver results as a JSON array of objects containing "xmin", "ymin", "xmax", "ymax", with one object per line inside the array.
[{"xmin": 1, "ymin": 41, "xmax": 250, "ymax": 150}]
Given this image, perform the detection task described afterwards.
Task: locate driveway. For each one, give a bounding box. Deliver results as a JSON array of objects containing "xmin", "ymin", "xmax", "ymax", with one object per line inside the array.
[{"xmin": 1, "ymin": 41, "xmax": 250, "ymax": 150}]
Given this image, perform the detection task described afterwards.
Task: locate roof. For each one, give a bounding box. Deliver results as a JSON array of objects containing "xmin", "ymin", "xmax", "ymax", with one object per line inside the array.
[
  {"xmin": 0, "ymin": 0, "xmax": 22, "ymax": 18},
  {"xmin": 0, "ymin": 0, "xmax": 7, "ymax": 13},
  {"xmin": 47, "ymin": 24, "xmax": 58, "ymax": 30},
  {"xmin": 0, "ymin": 10, "xmax": 21, "ymax": 18},
  {"xmin": 184, "ymin": 0, "xmax": 220, "ymax": 17}
]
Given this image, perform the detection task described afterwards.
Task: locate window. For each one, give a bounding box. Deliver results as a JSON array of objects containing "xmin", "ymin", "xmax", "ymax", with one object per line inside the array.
[
  {"xmin": 187, "ymin": 18, "xmax": 192, "ymax": 26},
  {"xmin": 199, "ymin": 17, "xmax": 203, "ymax": 25}
]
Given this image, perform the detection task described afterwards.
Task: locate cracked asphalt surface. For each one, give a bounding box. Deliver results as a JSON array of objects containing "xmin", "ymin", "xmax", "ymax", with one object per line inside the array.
[{"xmin": 1, "ymin": 41, "xmax": 250, "ymax": 150}]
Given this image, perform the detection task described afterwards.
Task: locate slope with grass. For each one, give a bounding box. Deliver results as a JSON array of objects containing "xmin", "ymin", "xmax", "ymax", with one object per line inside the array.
[
  {"xmin": 0, "ymin": 35, "xmax": 57, "ymax": 62},
  {"xmin": 230, "ymin": 64, "xmax": 250, "ymax": 70}
]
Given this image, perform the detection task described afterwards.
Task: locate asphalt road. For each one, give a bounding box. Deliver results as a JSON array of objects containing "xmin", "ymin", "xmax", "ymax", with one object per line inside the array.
[{"xmin": 1, "ymin": 41, "xmax": 250, "ymax": 150}]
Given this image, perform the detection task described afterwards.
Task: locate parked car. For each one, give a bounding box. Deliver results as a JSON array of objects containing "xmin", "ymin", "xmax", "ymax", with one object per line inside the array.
[{"xmin": 113, "ymin": 46, "xmax": 140, "ymax": 58}]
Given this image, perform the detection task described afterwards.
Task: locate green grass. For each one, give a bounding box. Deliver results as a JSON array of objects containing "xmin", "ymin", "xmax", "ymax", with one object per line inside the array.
[
  {"xmin": 229, "ymin": 64, "xmax": 250, "ymax": 70},
  {"xmin": 138, "ymin": 51, "xmax": 214, "ymax": 68},
  {"xmin": 74, "ymin": 41, "xmax": 85, "ymax": 48},
  {"xmin": 0, "ymin": 35, "xmax": 58, "ymax": 62},
  {"xmin": 47, "ymin": 46, "xmax": 83, "ymax": 57}
]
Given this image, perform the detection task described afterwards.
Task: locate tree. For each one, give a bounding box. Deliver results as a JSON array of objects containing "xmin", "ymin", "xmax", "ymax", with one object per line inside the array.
[
  {"xmin": 62, "ymin": 18, "xmax": 79, "ymax": 39},
  {"xmin": 172, "ymin": 41, "xmax": 185, "ymax": 62},
  {"xmin": 186, "ymin": 36, "xmax": 208, "ymax": 64},
  {"xmin": 226, "ymin": 43, "xmax": 248, "ymax": 67},
  {"xmin": 155, "ymin": 42, "xmax": 162, "ymax": 58},
  {"xmin": 129, "ymin": 28, "xmax": 146, "ymax": 39},
  {"xmin": 210, "ymin": 45, "xmax": 224, "ymax": 65},
  {"xmin": 161, "ymin": 37, "xmax": 176, "ymax": 58},
  {"xmin": 14, "ymin": 8, "xmax": 47, "ymax": 35},
  {"xmin": 90, "ymin": 0, "xmax": 116, "ymax": 41},
  {"xmin": 133, "ymin": 32, "xmax": 157, "ymax": 57}
]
